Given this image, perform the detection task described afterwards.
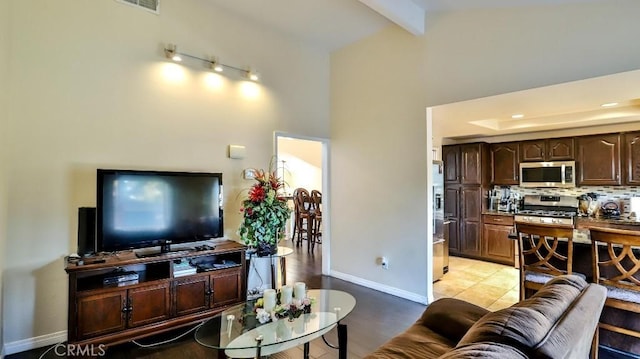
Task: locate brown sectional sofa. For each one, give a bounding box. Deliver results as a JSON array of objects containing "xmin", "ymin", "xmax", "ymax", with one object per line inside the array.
[{"xmin": 365, "ymin": 275, "xmax": 606, "ymax": 358}]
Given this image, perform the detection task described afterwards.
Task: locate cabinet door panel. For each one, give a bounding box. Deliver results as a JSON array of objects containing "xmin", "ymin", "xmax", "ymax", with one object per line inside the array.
[
  {"xmin": 174, "ymin": 276, "xmax": 209, "ymax": 316},
  {"xmin": 625, "ymin": 132, "xmax": 640, "ymax": 185},
  {"xmin": 443, "ymin": 145, "xmax": 460, "ymax": 183},
  {"xmin": 520, "ymin": 140, "xmax": 545, "ymax": 162},
  {"xmin": 461, "ymin": 221, "xmax": 481, "ymax": 256},
  {"xmin": 577, "ymin": 134, "xmax": 621, "ymax": 185},
  {"xmin": 491, "ymin": 143, "xmax": 519, "ymax": 185},
  {"xmin": 461, "ymin": 144, "xmax": 482, "ymax": 185},
  {"xmin": 460, "ymin": 187, "xmax": 482, "ymax": 256},
  {"xmin": 483, "ymin": 224, "xmax": 515, "ymax": 265},
  {"xmin": 447, "ymin": 219, "xmax": 459, "ymax": 254},
  {"xmin": 212, "ymin": 272, "xmax": 242, "ymax": 307},
  {"xmin": 444, "ymin": 187, "xmax": 459, "ymax": 219},
  {"xmin": 128, "ymin": 282, "xmax": 171, "ymax": 328},
  {"xmin": 461, "ymin": 187, "xmax": 482, "ymax": 222},
  {"xmin": 547, "ymin": 138, "xmax": 574, "ymax": 161},
  {"xmin": 76, "ymin": 290, "xmax": 127, "ymax": 339}
]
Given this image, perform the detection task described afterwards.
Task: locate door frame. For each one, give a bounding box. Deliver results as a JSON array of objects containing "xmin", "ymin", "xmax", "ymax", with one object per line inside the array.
[{"xmin": 274, "ymin": 131, "xmax": 330, "ymax": 275}]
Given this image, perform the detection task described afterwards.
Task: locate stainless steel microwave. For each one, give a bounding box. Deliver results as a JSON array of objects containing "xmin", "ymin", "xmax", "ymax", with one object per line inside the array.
[{"xmin": 519, "ymin": 161, "xmax": 576, "ymax": 188}]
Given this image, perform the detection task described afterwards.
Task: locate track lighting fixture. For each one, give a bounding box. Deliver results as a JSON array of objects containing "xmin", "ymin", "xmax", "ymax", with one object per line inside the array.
[
  {"xmin": 164, "ymin": 44, "xmax": 182, "ymax": 62},
  {"xmin": 163, "ymin": 43, "xmax": 260, "ymax": 82}
]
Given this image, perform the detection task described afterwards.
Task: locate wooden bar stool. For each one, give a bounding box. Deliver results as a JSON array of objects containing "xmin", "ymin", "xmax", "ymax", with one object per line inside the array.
[
  {"xmin": 293, "ymin": 188, "xmax": 313, "ymax": 249},
  {"xmin": 310, "ymin": 190, "xmax": 322, "ymax": 246},
  {"xmin": 589, "ymin": 227, "xmax": 640, "ymax": 359},
  {"xmin": 516, "ymin": 222, "xmax": 577, "ymax": 300}
]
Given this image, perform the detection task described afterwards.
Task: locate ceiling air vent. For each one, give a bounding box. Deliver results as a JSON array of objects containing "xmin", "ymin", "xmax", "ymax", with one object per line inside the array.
[{"xmin": 116, "ymin": 0, "xmax": 159, "ymax": 14}]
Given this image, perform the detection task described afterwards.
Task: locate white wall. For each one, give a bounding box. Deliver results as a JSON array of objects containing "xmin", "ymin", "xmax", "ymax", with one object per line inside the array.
[
  {"xmin": 330, "ymin": 0, "xmax": 640, "ymax": 301},
  {"xmin": 277, "ymin": 138, "xmax": 323, "ymax": 194},
  {"xmin": 3, "ymin": 0, "xmax": 329, "ymax": 351},
  {"xmin": 0, "ymin": 0, "xmax": 9, "ymax": 356}
]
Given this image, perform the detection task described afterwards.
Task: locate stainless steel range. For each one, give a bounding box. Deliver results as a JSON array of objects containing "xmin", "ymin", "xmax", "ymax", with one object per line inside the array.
[{"xmin": 514, "ymin": 195, "xmax": 579, "ymax": 227}]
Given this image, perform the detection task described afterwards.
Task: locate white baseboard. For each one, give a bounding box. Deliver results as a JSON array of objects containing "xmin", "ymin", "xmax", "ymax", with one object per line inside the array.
[
  {"xmin": 329, "ymin": 270, "xmax": 428, "ymax": 305},
  {"xmin": 3, "ymin": 330, "xmax": 67, "ymax": 356}
]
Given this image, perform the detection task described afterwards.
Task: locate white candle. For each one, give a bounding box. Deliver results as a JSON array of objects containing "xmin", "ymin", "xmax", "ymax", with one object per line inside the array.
[
  {"xmin": 263, "ymin": 289, "xmax": 276, "ymax": 312},
  {"xmin": 281, "ymin": 285, "xmax": 293, "ymax": 305},
  {"xmin": 294, "ymin": 282, "xmax": 306, "ymax": 300}
]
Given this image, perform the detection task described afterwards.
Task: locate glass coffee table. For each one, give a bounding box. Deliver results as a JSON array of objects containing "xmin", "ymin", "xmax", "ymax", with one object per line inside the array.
[{"xmin": 195, "ymin": 289, "xmax": 356, "ymax": 359}]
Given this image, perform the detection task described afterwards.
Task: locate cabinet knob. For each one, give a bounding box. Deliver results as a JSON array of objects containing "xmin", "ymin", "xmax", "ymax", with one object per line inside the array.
[{"xmin": 205, "ymin": 289, "xmax": 214, "ymax": 296}]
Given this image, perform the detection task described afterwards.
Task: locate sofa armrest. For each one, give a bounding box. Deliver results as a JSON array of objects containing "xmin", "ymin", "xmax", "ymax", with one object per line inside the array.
[{"xmin": 418, "ymin": 298, "xmax": 490, "ymax": 344}]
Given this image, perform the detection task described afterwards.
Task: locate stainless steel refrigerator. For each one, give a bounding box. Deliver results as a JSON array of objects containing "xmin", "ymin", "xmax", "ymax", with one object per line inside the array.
[{"xmin": 433, "ymin": 161, "xmax": 449, "ymax": 281}]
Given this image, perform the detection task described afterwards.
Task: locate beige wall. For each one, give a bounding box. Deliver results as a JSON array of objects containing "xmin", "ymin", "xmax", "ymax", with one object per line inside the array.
[
  {"xmin": 0, "ymin": 0, "xmax": 9, "ymax": 356},
  {"xmin": 3, "ymin": 0, "xmax": 329, "ymax": 350},
  {"xmin": 331, "ymin": 0, "xmax": 640, "ymax": 300}
]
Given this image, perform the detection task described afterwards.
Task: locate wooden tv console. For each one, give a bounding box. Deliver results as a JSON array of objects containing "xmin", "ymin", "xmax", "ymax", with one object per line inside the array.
[{"xmin": 64, "ymin": 240, "xmax": 246, "ymax": 347}]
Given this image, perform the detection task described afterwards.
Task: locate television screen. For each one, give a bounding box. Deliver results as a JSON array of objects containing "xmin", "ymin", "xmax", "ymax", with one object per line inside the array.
[{"xmin": 97, "ymin": 169, "xmax": 223, "ymax": 254}]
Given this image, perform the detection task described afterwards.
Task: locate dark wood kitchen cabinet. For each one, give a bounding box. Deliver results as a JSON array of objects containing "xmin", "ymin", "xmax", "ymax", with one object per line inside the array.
[
  {"xmin": 443, "ymin": 143, "xmax": 489, "ymax": 185},
  {"xmin": 443, "ymin": 143, "xmax": 490, "ymax": 261},
  {"xmin": 482, "ymin": 215, "xmax": 515, "ymax": 266},
  {"xmin": 490, "ymin": 142, "xmax": 519, "ymax": 185},
  {"xmin": 460, "ymin": 186, "xmax": 482, "ymax": 256},
  {"xmin": 624, "ymin": 131, "xmax": 640, "ymax": 185},
  {"xmin": 520, "ymin": 137, "xmax": 574, "ymax": 162},
  {"xmin": 443, "ymin": 145, "xmax": 461, "ymax": 184},
  {"xmin": 577, "ymin": 133, "xmax": 622, "ymax": 185}
]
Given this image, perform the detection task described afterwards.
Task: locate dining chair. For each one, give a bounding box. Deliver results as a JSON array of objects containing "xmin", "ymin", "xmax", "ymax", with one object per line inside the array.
[
  {"xmin": 310, "ymin": 190, "xmax": 322, "ymax": 246},
  {"xmin": 293, "ymin": 188, "xmax": 313, "ymax": 249},
  {"xmin": 589, "ymin": 227, "xmax": 640, "ymax": 359},
  {"xmin": 516, "ymin": 222, "xmax": 577, "ymax": 300}
]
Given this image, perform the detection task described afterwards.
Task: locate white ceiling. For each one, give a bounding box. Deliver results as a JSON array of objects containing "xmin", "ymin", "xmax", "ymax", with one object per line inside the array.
[{"xmin": 432, "ymin": 69, "xmax": 640, "ymax": 140}]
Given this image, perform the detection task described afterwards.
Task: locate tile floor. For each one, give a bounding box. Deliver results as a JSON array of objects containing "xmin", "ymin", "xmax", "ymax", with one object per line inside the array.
[{"xmin": 433, "ymin": 256, "xmax": 520, "ymax": 311}]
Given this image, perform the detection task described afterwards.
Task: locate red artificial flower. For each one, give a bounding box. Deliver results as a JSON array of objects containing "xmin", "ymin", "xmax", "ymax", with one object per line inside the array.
[{"xmin": 248, "ymin": 184, "xmax": 266, "ymax": 202}]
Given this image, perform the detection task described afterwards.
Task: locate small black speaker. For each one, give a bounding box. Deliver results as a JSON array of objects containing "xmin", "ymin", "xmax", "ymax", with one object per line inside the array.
[{"xmin": 78, "ymin": 207, "xmax": 96, "ymax": 256}]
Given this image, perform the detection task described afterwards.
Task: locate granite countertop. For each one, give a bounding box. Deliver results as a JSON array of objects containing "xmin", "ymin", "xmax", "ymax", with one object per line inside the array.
[
  {"xmin": 576, "ymin": 216, "xmax": 640, "ymax": 231},
  {"xmin": 482, "ymin": 210, "xmax": 515, "ymax": 217}
]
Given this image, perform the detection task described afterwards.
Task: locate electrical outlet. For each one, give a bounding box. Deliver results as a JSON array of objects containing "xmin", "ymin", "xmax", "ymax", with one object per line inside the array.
[{"xmin": 381, "ymin": 256, "xmax": 389, "ymax": 270}]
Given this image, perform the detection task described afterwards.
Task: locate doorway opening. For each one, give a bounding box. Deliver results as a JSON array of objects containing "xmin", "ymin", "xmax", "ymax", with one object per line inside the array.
[{"xmin": 274, "ymin": 132, "xmax": 330, "ymax": 275}]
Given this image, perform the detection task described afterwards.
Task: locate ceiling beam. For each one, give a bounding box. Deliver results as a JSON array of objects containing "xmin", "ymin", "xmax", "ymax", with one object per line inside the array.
[{"xmin": 359, "ymin": 0, "xmax": 425, "ymax": 35}]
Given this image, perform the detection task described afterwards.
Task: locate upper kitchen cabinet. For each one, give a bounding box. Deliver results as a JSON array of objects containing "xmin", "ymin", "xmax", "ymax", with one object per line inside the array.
[
  {"xmin": 520, "ymin": 137, "xmax": 574, "ymax": 162},
  {"xmin": 443, "ymin": 143, "xmax": 488, "ymax": 185},
  {"xmin": 624, "ymin": 131, "xmax": 640, "ymax": 185},
  {"xmin": 461, "ymin": 143, "xmax": 489, "ymax": 185},
  {"xmin": 577, "ymin": 133, "xmax": 622, "ymax": 186},
  {"xmin": 443, "ymin": 145, "xmax": 461, "ymax": 184},
  {"xmin": 490, "ymin": 142, "xmax": 519, "ymax": 185}
]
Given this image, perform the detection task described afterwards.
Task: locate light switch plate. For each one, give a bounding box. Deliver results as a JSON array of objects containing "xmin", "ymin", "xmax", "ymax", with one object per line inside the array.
[{"xmin": 243, "ymin": 168, "xmax": 256, "ymax": 180}]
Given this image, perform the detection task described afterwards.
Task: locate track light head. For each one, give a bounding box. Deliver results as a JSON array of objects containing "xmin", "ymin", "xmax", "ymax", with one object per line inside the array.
[
  {"xmin": 210, "ymin": 59, "xmax": 224, "ymax": 73},
  {"xmin": 246, "ymin": 69, "xmax": 260, "ymax": 82},
  {"xmin": 164, "ymin": 44, "xmax": 182, "ymax": 62}
]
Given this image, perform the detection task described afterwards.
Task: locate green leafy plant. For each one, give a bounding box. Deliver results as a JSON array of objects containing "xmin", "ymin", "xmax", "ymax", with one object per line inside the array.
[{"xmin": 238, "ymin": 166, "xmax": 291, "ymax": 253}]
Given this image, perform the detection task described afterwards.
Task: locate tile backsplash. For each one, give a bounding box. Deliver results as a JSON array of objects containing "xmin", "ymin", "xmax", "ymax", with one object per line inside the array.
[{"xmin": 507, "ymin": 186, "xmax": 640, "ymax": 214}]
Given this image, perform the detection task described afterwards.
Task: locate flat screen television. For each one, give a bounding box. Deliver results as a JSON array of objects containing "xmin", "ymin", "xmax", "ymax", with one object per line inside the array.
[{"xmin": 97, "ymin": 169, "xmax": 223, "ymax": 256}]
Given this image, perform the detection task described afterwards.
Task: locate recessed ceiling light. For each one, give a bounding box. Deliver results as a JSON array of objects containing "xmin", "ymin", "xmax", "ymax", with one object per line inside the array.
[
  {"xmin": 601, "ymin": 102, "xmax": 619, "ymax": 107},
  {"xmin": 511, "ymin": 114, "xmax": 524, "ymax": 119}
]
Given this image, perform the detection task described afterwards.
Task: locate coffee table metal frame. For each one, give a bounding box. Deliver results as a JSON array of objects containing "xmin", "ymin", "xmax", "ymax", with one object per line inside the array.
[{"xmin": 195, "ymin": 289, "xmax": 355, "ymax": 359}]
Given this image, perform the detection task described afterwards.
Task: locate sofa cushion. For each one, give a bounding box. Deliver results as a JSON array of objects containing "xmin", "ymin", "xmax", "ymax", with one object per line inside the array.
[
  {"xmin": 456, "ymin": 275, "xmax": 587, "ymax": 354},
  {"xmin": 364, "ymin": 324, "xmax": 456, "ymax": 359},
  {"xmin": 419, "ymin": 298, "xmax": 490, "ymax": 344},
  {"xmin": 438, "ymin": 342, "xmax": 528, "ymax": 359}
]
